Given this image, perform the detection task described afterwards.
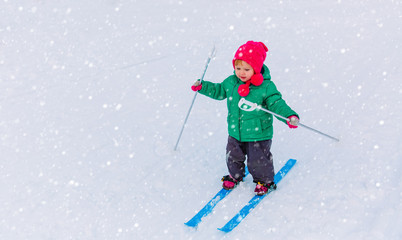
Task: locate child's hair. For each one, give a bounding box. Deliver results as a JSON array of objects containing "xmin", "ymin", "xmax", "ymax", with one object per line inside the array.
[{"xmin": 234, "ymin": 59, "xmax": 245, "ymax": 66}]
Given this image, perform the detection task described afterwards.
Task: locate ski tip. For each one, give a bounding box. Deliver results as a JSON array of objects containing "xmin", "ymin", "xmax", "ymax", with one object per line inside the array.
[
  {"xmin": 184, "ymin": 221, "xmax": 198, "ymax": 228},
  {"xmin": 218, "ymin": 222, "xmax": 238, "ymax": 233},
  {"xmin": 184, "ymin": 223, "xmax": 197, "ymax": 228},
  {"xmin": 217, "ymin": 227, "xmax": 231, "ymax": 233}
]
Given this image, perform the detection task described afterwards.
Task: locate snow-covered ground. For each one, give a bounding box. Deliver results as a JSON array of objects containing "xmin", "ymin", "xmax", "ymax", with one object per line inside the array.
[{"xmin": 1, "ymin": 0, "xmax": 401, "ymax": 239}]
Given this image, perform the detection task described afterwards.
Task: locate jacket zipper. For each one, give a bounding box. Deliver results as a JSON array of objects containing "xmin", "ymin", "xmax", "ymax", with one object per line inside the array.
[
  {"xmin": 234, "ymin": 81, "xmax": 242, "ymax": 141},
  {"xmin": 238, "ymin": 107, "xmax": 242, "ymax": 142}
]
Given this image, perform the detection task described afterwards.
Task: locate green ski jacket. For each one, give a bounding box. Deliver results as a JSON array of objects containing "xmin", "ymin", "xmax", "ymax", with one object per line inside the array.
[{"xmin": 198, "ymin": 65, "xmax": 298, "ymax": 142}]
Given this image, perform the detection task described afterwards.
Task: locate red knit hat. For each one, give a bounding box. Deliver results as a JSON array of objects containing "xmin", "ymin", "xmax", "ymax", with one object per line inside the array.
[{"xmin": 232, "ymin": 41, "xmax": 268, "ymax": 96}]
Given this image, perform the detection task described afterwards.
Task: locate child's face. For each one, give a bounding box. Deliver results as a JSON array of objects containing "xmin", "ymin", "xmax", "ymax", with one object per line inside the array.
[{"xmin": 235, "ymin": 61, "xmax": 254, "ymax": 82}]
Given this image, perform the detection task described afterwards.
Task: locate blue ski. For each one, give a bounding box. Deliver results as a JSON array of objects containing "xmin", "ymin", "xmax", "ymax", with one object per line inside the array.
[
  {"xmin": 218, "ymin": 159, "xmax": 297, "ymax": 233},
  {"xmin": 185, "ymin": 168, "xmax": 249, "ymax": 228}
]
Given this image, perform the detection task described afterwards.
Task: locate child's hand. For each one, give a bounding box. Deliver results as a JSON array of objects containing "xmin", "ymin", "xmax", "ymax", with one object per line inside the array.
[
  {"xmin": 287, "ymin": 116, "xmax": 299, "ymax": 129},
  {"xmin": 191, "ymin": 80, "xmax": 202, "ymax": 91}
]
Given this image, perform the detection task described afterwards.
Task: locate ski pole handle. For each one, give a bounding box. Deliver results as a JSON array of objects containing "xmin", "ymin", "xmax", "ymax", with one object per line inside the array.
[{"xmin": 238, "ymin": 98, "xmax": 340, "ymax": 142}]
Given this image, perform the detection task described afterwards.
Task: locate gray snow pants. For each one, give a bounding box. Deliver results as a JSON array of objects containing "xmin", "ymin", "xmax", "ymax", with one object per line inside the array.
[{"xmin": 226, "ymin": 136, "xmax": 274, "ymax": 184}]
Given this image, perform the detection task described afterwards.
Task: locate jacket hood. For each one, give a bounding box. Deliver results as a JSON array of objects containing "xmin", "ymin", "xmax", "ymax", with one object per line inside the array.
[{"xmin": 261, "ymin": 64, "xmax": 271, "ymax": 81}]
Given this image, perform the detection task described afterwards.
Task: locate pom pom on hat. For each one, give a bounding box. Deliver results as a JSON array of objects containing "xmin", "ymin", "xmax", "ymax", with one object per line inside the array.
[
  {"xmin": 250, "ymin": 73, "xmax": 263, "ymax": 86},
  {"xmin": 238, "ymin": 81, "xmax": 251, "ymax": 97}
]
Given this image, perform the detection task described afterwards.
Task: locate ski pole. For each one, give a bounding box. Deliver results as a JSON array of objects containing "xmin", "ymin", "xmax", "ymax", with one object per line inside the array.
[
  {"xmin": 174, "ymin": 46, "xmax": 217, "ymax": 151},
  {"xmin": 238, "ymin": 98, "xmax": 340, "ymax": 142}
]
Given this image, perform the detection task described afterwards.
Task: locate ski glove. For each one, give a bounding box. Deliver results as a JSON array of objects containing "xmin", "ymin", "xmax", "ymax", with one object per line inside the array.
[
  {"xmin": 287, "ymin": 115, "xmax": 299, "ymax": 129},
  {"xmin": 191, "ymin": 80, "xmax": 202, "ymax": 91}
]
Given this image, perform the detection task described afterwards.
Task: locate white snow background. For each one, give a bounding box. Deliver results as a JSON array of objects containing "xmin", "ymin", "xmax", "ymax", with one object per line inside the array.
[{"xmin": 1, "ymin": 0, "xmax": 401, "ymax": 239}]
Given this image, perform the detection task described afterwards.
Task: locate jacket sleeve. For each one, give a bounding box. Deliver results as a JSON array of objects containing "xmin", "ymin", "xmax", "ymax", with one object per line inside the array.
[
  {"xmin": 198, "ymin": 80, "xmax": 227, "ymax": 100},
  {"xmin": 264, "ymin": 82, "xmax": 299, "ymax": 123}
]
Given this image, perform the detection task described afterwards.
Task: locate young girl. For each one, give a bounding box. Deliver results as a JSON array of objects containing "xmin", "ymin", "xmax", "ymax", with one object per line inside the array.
[{"xmin": 191, "ymin": 41, "xmax": 299, "ymax": 195}]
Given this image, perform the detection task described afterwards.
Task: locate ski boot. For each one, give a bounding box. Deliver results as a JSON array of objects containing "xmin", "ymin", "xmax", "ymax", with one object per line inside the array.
[
  {"xmin": 221, "ymin": 175, "xmax": 241, "ymax": 190},
  {"xmin": 254, "ymin": 181, "xmax": 277, "ymax": 196}
]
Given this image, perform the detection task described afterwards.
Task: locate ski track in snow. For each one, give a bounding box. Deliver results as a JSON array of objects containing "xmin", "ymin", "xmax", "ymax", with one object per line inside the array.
[{"xmin": 0, "ymin": 0, "xmax": 401, "ymax": 239}]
